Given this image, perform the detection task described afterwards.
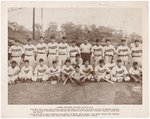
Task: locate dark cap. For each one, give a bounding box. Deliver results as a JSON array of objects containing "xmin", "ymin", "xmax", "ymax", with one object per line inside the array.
[
  {"xmin": 39, "ymin": 58, "xmax": 44, "ymax": 62},
  {"xmin": 27, "ymin": 38, "xmax": 32, "ymax": 42},
  {"xmin": 62, "ymin": 36, "xmax": 67, "ymax": 39},
  {"xmin": 11, "ymin": 60, "xmax": 17, "ymax": 64},
  {"xmin": 133, "ymin": 61, "xmax": 138, "ymax": 65},
  {"xmin": 121, "ymin": 39, "xmax": 126, "ymax": 42},
  {"xmin": 106, "ymin": 39, "xmax": 110, "ymax": 42},
  {"xmin": 99, "ymin": 59, "xmax": 104, "ymax": 64},
  {"xmin": 117, "ymin": 59, "xmax": 122, "ymax": 62},
  {"xmin": 24, "ymin": 60, "xmax": 29, "ymax": 63}
]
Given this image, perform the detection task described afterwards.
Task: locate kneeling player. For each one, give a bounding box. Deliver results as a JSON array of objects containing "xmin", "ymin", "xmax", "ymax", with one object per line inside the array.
[
  {"xmin": 19, "ymin": 60, "xmax": 33, "ymax": 82},
  {"xmin": 61, "ymin": 59, "xmax": 74, "ymax": 84},
  {"xmin": 95, "ymin": 59, "xmax": 111, "ymax": 83},
  {"xmin": 71, "ymin": 65, "xmax": 84, "ymax": 86},
  {"xmin": 111, "ymin": 59, "xmax": 130, "ymax": 82},
  {"xmin": 33, "ymin": 59, "xmax": 49, "ymax": 82},
  {"xmin": 80, "ymin": 60, "xmax": 94, "ymax": 82},
  {"xmin": 8, "ymin": 61, "xmax": 20, "ymax": 85},
  {"xmin": 48, "ymin": 60, "xmax": 61, "ymax": 83},
  {"xmin": 129, "ymin": 62, "xmax": 142, "ymax": 83}
]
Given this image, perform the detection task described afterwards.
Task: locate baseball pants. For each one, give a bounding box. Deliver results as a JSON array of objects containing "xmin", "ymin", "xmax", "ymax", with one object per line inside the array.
[
  {"xmin": 96, "ymin": 74, "xmax": 110, "ymax": 82},
  {"xmin": 8, "ymin": 75, "xmax": 19, "ymax": 83},
  {"xmin": 32, "ymin": 74, "xmax": 49, "ymax": 81},
  {"xmin": 58, "ymin": 55, "xmax": 68, "ymax": 66},
  {"xmin": 19, "ymin": 72, "xmax": 33, "ymax": 80},
  {"xmin": 111, "ymin": 76, "xmax": 130, "ymax": 82}
]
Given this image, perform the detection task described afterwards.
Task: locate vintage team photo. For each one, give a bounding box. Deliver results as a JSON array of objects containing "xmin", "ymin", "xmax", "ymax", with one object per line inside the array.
[{"xmin": 8, "ymin": 7, "xmax": 142, "ymax": 104}]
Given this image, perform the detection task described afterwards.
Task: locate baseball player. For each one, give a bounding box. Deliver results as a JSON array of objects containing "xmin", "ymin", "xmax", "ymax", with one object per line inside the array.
[
  {"xmin": 129, "ymin": 62, "xmax": 142, "ymax": 83},
  {"xmin": 111, "ymin": 59, "xmax": 130, "ymax": 82},
  {"xmin": 71, "ymin": 65, "xmax": 85, "ymax": 86},
  {"xmin": 9, "ymin": 40, "xmax": 24, "ymax": 66},
  {"xmin": 8, "ymin": 61, "xmax": 20, "ymax": 85},
  {"xmin": 19, "ymin": 60, "xmax": 33, "ymax": 82},
  {"xmin": 48, "ymin": 60, "xmax": 61, "ymax": 83},
  {"xmin": 36, "ymin": 37, "xmax": 48, "ymax": 65},
  {"xmin": 105, "ymin": 55, "xmax": 116, "ymax": 72},
  {"xmin": 80, "ymin": 60, "xmax": 94, "ymax": 82},
  {"xmin": 69, "ymin": 41, "xmax": 80, "ymax": 63},
  {"xmin": 131, "ymin": 40, "xmax": 142, "ymax": 67},
  {"xmin": 80, "ymin": 39, "xmax": 92, "ymax": 63},
  {"xmin": 95, "ymin": 59, "xmax": 111, "ymax": 82},
  {"xmin": 61, "ymin": 59, "xmax": 74, "ymax": 84},
  {"xmin": 91, "ymin": 39, "xmax": 104, "ymax": 66},
  {"xmin": 48, "ymin": 36, "xmax": 58, "ymax": 67},
  {"xmin": 23, "ymin": 38, "xmax": 36, "ymax": 68},
  {"xmin": 71, "ymin": 53, "xmax": 83, "ymax": 68},
  {"xmin": 104, "ymin": 39, "xmax": 116, "ymax": 64},
  {"xmin": 116, "ymin": 39, "xmax": 131, "ymax": 66},
  {"xmin": 33, "ymin": 58, "xmax": 49, "ymax": 82},
  {"xmin": 58, "ymin": 36, "xmax": 69, "ymax": 66}
]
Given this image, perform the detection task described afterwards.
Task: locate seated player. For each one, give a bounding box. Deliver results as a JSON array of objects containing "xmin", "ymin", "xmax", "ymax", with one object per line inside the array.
[
  {"xmin": 129, "ymin": 62, "xmax": 142, "ymax": 83},
  {"xmin": 105, "ymin": 55, "xmax": 116, "ymax": 72},
  {"xmin": 8, "ymin": 61, "xmax": 20, "ymax": 85},
  {"xmin": 71, "ymin": 53, "xmax": 83, "ymax": 67},
  {"xmin": 48, "ymin": 60, "xmax": 61, "ymax": 83},
  {"xmin": 19, "ymin": 60, "xmax": 33, "ymax": 82},
  {"xmin": 80, "ymin": 60, "xmax": 94, "ymax": 82},
  {"xmin": 33, "ymin": 58, "xmax": 49, "ymax": 82},
  {"xmin": 61, "ymin": 59, "xmax": 74, "ymax": 84},
  {"xmin": 95, "ymin": 59, "xmax": 111, "ymax": 82},
  {"xmin": 71, "ymin": 65, "xmax": 85, "ymax": 86},
  {"xmin": 111, "ymin": 59, "xmax": 130, "ymax": 82}
]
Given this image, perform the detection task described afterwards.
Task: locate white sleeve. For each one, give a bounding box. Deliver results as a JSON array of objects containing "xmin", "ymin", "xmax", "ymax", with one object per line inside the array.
[{"xmin": 129, "ymin": 67, "xmax": 133, "ymax": 75}]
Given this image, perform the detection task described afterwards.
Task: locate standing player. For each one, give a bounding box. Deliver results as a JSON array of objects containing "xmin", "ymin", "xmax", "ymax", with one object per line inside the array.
[
  {"xmin": 69, "ymin": 41, "xmax": 80, "ymax": 63},
  {"xmin": 95, "ymin": 59, "xmax": 111, "ymax": 83},
  {"xmin": 111, "ymin": 59, "xmax": 130, "ymax": 82},
  {"xmin": 104, "ymin": 39, "xmax": 116, "ymax": 64},
  {"xmin": 91, "ymin": 39, "xmax": 104, "ymax": 66},
  {"xmin": 33, "ymin": 58, "xmax": 49, "ymax": 82},
  {"xmin": 116, "ymin": 39, "xmax": 131, "ymax": 66},
  {"xmin": 8, "ymin": 61, "xmax": 20, "ymax": 85},
  {"xmin": 131, "ymin": 39, "xmax": 142, "ymax": 67},
  {"xmin": 80, "ymin": 39, "xmax": 92, "ymax": 63},
  {"xmin": 36, "ymin": 37, "xmax": 48, "ymax": 65},
  {"xmin": 48, "ymin": 36, "xmax": 58, "ymax": 67},
  {"xmin": 71, "ymin": 53, "xmax": 83, "ymax": 67},
  {"xmin": 48, "ymin": 60, "xmax": 61, "ymax": 83},
  {"xmin": 80, "ymin": 60, "xmax": 94, "ymax": 82},
  {"xmin": 23, "ymin": 38, "xmax": 36, "ymax": 68},
  {"xmin": 19, "ymin": 60, "xmax": 33, "ymax": 82},
  {"xmin": 9, "ymin": 40, "xmax": 24, "ymax": 66},
  {"xmin": 129, "ymin": 62, "xmax": 142, "ymax": 83},
  {"xmin": 58, "ymin": 36, "xmax": 69, "ymax": 66}
]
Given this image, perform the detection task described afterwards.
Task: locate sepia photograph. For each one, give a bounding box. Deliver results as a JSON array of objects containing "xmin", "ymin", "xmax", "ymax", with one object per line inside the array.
[{"xmin": 1, "ymin": 1, "xmax": 149, "ymax": 118}]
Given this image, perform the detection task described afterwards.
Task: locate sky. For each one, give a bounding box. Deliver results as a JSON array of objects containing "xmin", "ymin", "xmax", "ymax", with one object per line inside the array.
[{"xmin": 8, "ymin": 7, "xmax": 142, "ymax": 35}]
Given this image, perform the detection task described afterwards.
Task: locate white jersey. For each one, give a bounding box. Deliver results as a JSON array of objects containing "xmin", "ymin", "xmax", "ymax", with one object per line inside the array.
[
  {"xmin": 95, "ymin": 65, "xmax": 110, "ymax": 75},
  {"xmin": 48, "ymin": 42, "xmax": 58, "ymax": 55},
  {"xmin": 61, "ymin": 65, "xmax": 74, "ymax": 74},
  {"xmin": 36, "ymin": 43, "xmax": 48, "ymax": 54},
  {"xmin": 9, "ymin": 45, "xmax": 23, "ymax": 57},
  {"xmin": 8, "ymin": 66, "xmax": 20, "ymax": 75},
  {"xmin": 69, "ymin": 46, "xmax": 80, "ymax": 57},
  {"xmin": 58, "ymin": 43, "xmax": 69, "ymax": 55},
  {"xmin": 34, "ymin": 64, "xmax": 48, "ymax": 76},
  {"xmin": 112, "ymin": 65, "xmax": 128, "ymax": 77},
  {"xmin": 71, "ymin": 70, "xmax": 83, "ymax": 80},
  {"xmin": 106, "ymin": 62, "xmax": 116, "ymax": 70},
  {"xmin": 129, "ymin": 67, "xmax": 142, "ymax": 75},
  {"xmin": 91, "ymin": 45, "xmax": 104, "ymax": 57},
  {"xmin": 80, "ymin": 65, "xmax": 93, "ymax": 75},
  {"xmin": 49, "ymin": 66, "xmax": 61, "ymax": 75},
  {"xmin": 131, "ymin": 45, "xmax": 142, "ymax": 57},
  {"xmin": 116, "ymin": 45, "xmax": 131, "ymax": 56},
  {"xmin": 104, "ymin": 45, "xmax": 116, "ymax": 56},
  {"xmin": 23, "ymin": 44, "xmax": 36, "ymax": 56},
  {"xmin": 20, "ymin": 66, "xmax": 33, "ymax": 75},
  {"xmin": 80, "ymin": 43, "xmax": 92, "ymax": 53}
]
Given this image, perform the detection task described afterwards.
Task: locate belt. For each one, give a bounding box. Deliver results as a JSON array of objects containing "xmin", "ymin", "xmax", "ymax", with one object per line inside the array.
[
  {"xmin": 70, "ymin": 56, "xmax": 75, "ymax": 57},
  {"xmin": 59, "ymin": 53, "xmax": 66, "ymax": 55},
  {"xmin": 118, "ymin": 55, "xmax": 128, "ymax": 57},
  {"xmin": 49, "ymin": 53, "xmax": 57, "ymax": 55},
  {"xmin": 94, "ymin": 54, "xmax": 103, "ymax": 57},
  {"xmin": 105, "ymin": 54, "xmax": 113, "ymax": 56},
  {"xmin": 12, "ymin": 56, "xmax": 21, "ymax": 57},
  {"xmin": 25, "ymin": 54, "xmax": 33, "ymax": 56},
  {"xmin": 37, "ymin": 52, "xmax": 46, "ymax": 54},
  {"xmin": 132, "ymin": 56, "xmax": 141, "ymax": 57}
]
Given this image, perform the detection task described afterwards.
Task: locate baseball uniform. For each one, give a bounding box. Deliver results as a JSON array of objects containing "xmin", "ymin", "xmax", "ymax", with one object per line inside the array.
[
  {"xmin": 8, "ymin": 65, "xmax": 20, "ymax": 83},
  {"xmin": 104, "ymin": 45, "xmax": 116, "ymax": 64},
  {"xmin": 116, "ymin": 45, "xmax": 131, "ymax": 66},
  {"xmin": 19, "ymin": 65, "xmax": 33, "ymax": 80},
  {"xmin": 95, "ymin": 65, "xmax": 110, "ymax": 82},
  {"xmin": 71, "ymin": 57, "xmax": 83, "ymax": 67},
  {"xmin": 33, "ymin": 64, "xmax": 49, "ymax": 81},
  {"xmin": 111, "ymin": 65, "xmax": 130, "ymax": 82},
  {"xmin": 58, "ymin": 43, "xmax": 69, "ymax": 66},
  {"xmin": 9, "ymin": 45, "xmax": 24, "ymax": 66},
  {"xmin": 36, "ymin": 43, "xmax": 48, "ymax": 64},
  {"xmin": 48, "ymin": 66, "xmax": 61, "ymax": 79},
  {"xmin": 91, "ymin": 44, "xmax": 104, "ymax": 66},
  {"xmin": 48, "ymin": 42, "xmax": 58, "ymax": 66},
  {"xmin": 69, "ymin": 46, "xmax": 80, "ymax": 63}
]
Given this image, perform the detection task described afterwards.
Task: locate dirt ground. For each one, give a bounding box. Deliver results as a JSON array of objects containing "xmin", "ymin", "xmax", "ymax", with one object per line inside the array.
[{"xmin": 8, "ymin": 81, "xmax": 142, "ymax": 105}]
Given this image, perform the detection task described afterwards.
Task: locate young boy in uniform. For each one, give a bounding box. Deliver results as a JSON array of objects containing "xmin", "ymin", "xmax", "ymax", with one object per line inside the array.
[{"xmin": 71, "ymin": 53, "xmax": 83, "ymax": 68}]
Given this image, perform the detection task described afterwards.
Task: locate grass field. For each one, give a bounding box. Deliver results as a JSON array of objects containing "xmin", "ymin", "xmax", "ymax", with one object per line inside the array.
[{"xmin": 8, "ymin": 81, "xmax": 142, "ymax": 105}]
